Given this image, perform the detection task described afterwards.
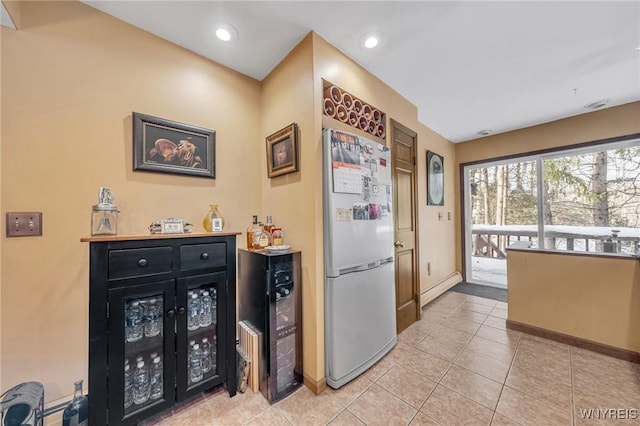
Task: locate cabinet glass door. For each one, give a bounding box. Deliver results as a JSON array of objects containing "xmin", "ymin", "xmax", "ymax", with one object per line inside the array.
[
  {"xmin": 177, "ymin": 272, "xmax": 226, "ymax": 401},
  {"xmin": 108, "ymin": 280, "xmax": 175, "ymax": 425}
]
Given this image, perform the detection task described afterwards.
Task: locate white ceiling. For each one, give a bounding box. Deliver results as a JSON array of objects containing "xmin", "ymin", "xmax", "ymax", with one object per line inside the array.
[{"xmin": 78, "ymin": 1, "xmax": 640, "ymax": 142}]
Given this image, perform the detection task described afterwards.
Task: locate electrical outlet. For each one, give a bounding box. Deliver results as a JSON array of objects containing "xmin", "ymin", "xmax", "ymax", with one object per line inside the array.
[
  {"xmin": 448, "ymin": 212, "xmax": 452, "ymax": 220},
  {"xmin": 6, "ymin": 212, "xmax": 42, "ymax": 237}
]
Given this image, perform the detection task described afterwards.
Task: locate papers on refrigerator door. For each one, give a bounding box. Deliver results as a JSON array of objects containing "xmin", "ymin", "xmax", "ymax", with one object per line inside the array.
[{"xmin": 333, "ymin": 162, "xmax": 362, "ymax": 194}]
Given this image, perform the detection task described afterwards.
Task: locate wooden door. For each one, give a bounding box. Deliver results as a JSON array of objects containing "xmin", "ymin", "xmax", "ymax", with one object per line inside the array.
[{"xmin": 391, "ymin": 120, "xmax": 420, "ymax": 333}]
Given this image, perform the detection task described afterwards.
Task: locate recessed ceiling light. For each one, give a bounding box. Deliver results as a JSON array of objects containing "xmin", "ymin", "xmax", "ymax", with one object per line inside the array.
[
  {"xmin": 216, "ymin": 28, "xmax": 231, "ymax": 41},
  {"xmin": 364, "ymin": 36, "xmax": 379, "ymax": 49},
  {"xmin": 477, "ymin": 129, "xmax": 493, "ymax": 136},
  {"xmin": 213, "ymin": 22, "xmax": 238, "ymax": 42},
  {"xmin": 584, "ymin": 99, "xmax": 610, "ymax": 110},
  {"xmin": 359, "ymin": 31, "xmax": 383, "ymax": 49}
]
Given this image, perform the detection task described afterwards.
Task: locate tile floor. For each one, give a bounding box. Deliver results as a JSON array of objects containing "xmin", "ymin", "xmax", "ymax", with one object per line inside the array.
[{"xmin": 146, "ymin": 290, "xmax": 640, "ymax": 425}]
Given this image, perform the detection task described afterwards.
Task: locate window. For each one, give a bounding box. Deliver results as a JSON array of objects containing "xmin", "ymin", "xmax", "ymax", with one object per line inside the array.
[{"xmin": 463, "ymin": 136, "xmax": 640, "ymax": 288}]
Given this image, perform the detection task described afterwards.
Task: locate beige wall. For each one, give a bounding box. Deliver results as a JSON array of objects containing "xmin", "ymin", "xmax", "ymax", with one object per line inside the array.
[
  {"xmin": 260, "ymin": 34, "xmax": 323, "ymax": 381},
  {"xmin": 1, "ymin": 0, "xmax": 461, "ymax": 407},
  {"xmin": 312, "ymin": 34, "xmax": 458, "ymax": 301},
  {"xmin": 454, "ymin": 102, "xmax": 640, "ymax": 273},
  {"xmin": 507, "ymin": 250, "xmax": 640, "ymax": 353},
  {"xmin": 1, "ymin": 0, "xmax": 262, "ymax": 402}
]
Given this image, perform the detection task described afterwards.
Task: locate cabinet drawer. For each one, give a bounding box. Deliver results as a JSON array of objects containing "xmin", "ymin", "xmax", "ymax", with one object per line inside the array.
[
  {"xmin": 108, "ymin": 247, "xmax": 172, "ymax": 279},
  {"xmin": 180, "ymin": 243, "xmax": 226, "ymax": 271}
]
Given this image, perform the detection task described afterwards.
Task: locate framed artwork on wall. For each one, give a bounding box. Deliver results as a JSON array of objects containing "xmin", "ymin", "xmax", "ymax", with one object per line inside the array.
[
  {"xmin": 427, "ymin": 150, "xmax": 444, "ymax": 205},
  {"xmin": 133, "ymin": 112, "xmax": 216, "ymax": 178},
  {"xmin": 266, "ymin": 123, "xmax": 299, "ymax": 178}
]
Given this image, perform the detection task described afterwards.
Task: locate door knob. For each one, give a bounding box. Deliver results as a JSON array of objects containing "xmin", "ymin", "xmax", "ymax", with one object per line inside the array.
[{"xmin": 394, "ymin": 241, "xmax": 404, "ymax": 248}]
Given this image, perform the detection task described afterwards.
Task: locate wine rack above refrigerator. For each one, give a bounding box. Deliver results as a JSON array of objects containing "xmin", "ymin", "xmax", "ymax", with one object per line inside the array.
[{"xmin": 322, "ymin": 79, "xmax": 387, "ymax": 142}]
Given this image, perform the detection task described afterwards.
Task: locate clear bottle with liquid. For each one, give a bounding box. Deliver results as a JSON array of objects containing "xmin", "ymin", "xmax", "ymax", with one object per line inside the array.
[
  {"xmin": 246, "ymin": 215, "xmax": 260, "ymax": 250},
  {"xmin": 189, "ymin": 344, "xmax": 204, "ymax": 384},
  {"xmin": 187, "ymin": 293, "xmax": 201, "ymax": 331},
  {"xmin": 144, "ymin": 298, "xmax": 161, "ymax": 338},
  {"xmin": 132, "ymin": 361, "xmax": 150, "ymax": 405},
  {"xmin": 199, "ymin": 291, "xmax": 212, "ymax": 327},
  {"xmin": 149, "ymin": 356, "xmax": 163, "ymax": 400},
  {"xmin": 201, "ymin": 337, "xmax": 212, "ymax": 374},
  {"xmin": 62, "ymin": 380, "xmax": 89, "ymax": 426},
  {"xmin": 125, "ymin": 301, "xmax": 144, "ymax": 343},
  {"xmin": 124, "ymin": 363, "xmax": 133, "ymax": 409}
]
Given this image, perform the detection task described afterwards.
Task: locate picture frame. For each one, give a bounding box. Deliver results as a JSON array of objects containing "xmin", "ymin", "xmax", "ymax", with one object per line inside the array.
[
  {"xmin": 427, "ymin": 150, "xmax": 444, "ymax": 206},
  {"xmin": 266, "ymin": 123, "xmax": 299, "ymax": 178},
  {"xmin": 133, "ymin": 112, "xmax": 215, "ymax": 178},
  {"xmin": 162, "ymin": 218, "xmax": 185, "ymax": 234}
]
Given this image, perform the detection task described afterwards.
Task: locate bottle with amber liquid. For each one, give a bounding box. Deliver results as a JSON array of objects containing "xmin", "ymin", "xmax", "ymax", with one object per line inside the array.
[
  {"xmin": 252, "ymin": 222, "xmax": 267, "ymax": 250},
  {"xmin": 246, "ymin": 215, "xmax": 260, "ymax": 249},
  {"xmin": 263, "ymin": 216, "xmax": 274, "ymax": 235},
  {"xmin": 271, "ymin": 227, "xmax": 283, "ymax": 246}
]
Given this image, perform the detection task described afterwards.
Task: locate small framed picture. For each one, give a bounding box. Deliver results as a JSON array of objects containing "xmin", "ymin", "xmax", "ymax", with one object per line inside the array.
[
  {"xmin": 427, "ymin": 150, "xmax": 444, "ymax": 206},
  {"xmin": 162, "ymin": 218, "xmax": 184, "ymax": 234},
  {"xmin": 212, "ymin": 218, "xmax": 223, "ymax": 232},
  {"xmin": 266, "ymin": 123, "xmax": 299, "ymax": 178}
]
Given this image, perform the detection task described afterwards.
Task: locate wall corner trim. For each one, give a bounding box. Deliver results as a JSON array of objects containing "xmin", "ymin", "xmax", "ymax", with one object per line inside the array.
[{"xmin": 303, "ymin": 372, "xmax": 327, "ymax": 395}]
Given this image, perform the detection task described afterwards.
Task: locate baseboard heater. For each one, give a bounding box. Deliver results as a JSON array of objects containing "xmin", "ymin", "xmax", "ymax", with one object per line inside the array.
[{"xmin": 420, "ymin": 271, "xmax": 463, "ymax": 307}]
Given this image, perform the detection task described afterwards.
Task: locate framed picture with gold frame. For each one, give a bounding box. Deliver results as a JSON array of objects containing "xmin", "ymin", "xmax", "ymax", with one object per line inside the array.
[{"xmin": 266, "ymin": 123, "xmax": 299, "ymax": 178}]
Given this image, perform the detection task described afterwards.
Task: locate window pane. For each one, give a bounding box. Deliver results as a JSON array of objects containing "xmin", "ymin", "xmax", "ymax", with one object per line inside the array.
[
  {"xmin": 542, "ymin": 145, "xmax": 640, "ymax": 254},
  {"xmin": 468, "ymin": 160, "xmax": 538, "ymax": 287}
]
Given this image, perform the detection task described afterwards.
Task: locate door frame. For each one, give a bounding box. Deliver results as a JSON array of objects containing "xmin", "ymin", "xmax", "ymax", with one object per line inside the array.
[{"xmin": 390, "ymin": 119, "xmax": 421, "ymax": 330}]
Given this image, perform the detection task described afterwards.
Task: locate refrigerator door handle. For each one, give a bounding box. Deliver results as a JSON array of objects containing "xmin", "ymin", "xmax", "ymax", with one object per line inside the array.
[{"xmin": 337, "ymin": 259, "xmax": 396, "ymax": 276}]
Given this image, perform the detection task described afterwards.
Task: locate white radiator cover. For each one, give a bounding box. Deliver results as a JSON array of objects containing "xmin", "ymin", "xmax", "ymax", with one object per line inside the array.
[{"xmin": 420, "ymin": 272, "xmax": 463, "ymax": 306}]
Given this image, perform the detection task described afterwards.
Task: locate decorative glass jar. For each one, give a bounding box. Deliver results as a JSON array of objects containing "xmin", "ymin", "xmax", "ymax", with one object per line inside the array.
[{"xmin": 202, "ymin": 204, "xmax": 224, "ymax": 232}]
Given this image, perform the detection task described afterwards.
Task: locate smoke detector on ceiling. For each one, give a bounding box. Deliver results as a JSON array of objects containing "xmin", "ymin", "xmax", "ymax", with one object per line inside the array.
[
  {"xmin": 584, "ymin": 99, "xmax": 611, "ymax": 110},
  {"xmin": 477, "ymin": 129, "xmax": 493, "ymax": 136}
]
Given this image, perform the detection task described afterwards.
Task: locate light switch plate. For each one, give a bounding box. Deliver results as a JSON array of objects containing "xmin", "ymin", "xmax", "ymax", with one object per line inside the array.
[{"xmin": 6, "ymin": 212, "xmax": 42, "ymax": 237}]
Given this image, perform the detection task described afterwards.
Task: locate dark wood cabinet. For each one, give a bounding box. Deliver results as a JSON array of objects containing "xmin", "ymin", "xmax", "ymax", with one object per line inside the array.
[{"xmin": 84, "ymin": 233, "xmax": 238, "ymax": 425}]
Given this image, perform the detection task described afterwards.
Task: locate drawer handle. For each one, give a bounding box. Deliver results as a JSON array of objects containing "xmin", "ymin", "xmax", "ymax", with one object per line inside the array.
[
  {"xmin": 200, "ymin": 253, "xmax": 209, "ymax": 260},
  {"xmin": 138, "ymin": 258, "xmax": 148, "ymax": 267}
]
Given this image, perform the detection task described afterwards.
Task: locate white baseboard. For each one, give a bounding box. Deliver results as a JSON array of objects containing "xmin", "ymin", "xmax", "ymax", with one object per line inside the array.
[{"xmin": 420, "ymin": 272, "xmax": 463, "ymax": 307}]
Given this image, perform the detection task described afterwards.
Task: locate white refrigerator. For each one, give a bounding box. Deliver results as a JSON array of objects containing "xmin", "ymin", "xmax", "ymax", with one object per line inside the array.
[{"xmin": 323, "ymin": 128, "xmax": 397, "ymax": 389}]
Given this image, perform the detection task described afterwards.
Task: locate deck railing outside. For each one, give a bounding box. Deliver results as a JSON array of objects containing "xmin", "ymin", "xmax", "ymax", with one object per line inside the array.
[{"xmin": 471, "ymin": 224, "xmax": 640, "ymax": 259}]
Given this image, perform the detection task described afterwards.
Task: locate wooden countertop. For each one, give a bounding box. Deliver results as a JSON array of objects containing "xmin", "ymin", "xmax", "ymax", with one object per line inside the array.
[{"xmin": 81, "ymin": 231, "xmax": 241, "ymax": 243}]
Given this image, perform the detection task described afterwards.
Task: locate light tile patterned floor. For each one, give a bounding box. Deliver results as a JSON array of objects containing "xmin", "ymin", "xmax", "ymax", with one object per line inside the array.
[{"xmin": 145, "ymin": 290, "xmax": 640, "ymax": 425}]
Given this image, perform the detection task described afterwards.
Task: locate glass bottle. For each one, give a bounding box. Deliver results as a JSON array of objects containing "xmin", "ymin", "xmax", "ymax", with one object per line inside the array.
[
  {"xmin": 252, "ymin": 223, "xmax": 265, "ymax": 249},
  {"xmin": 246, "ymin": 215, "xmax": 259, "ymax": 249},
  {"xmin": 264, "ymin": 215, "xmax": 274, "ymax": 234},
  {"xmin": 202, "ymin": 204, "xmax": 224, "ymax": 232},
  {"xmin": 272, "ymin": 227, "xmax": 283, "ymax": 246},
  {"xmin": 62, "ymin": 380, "xmax": 89, "ymax": 426}
]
